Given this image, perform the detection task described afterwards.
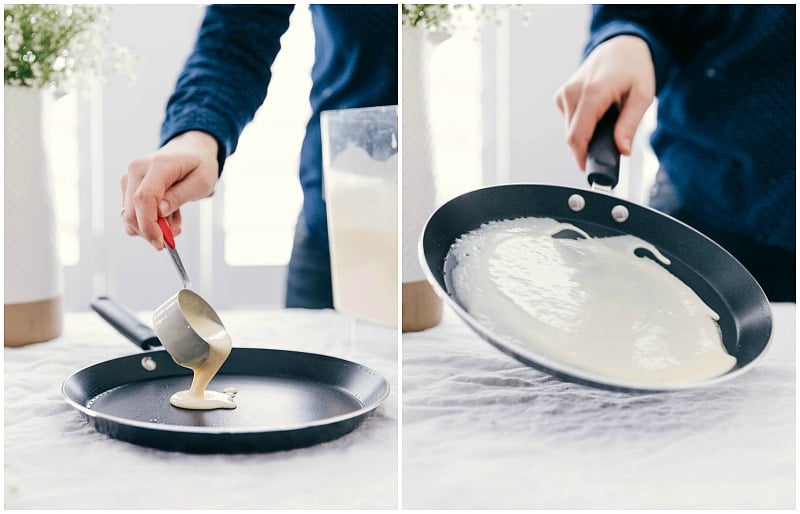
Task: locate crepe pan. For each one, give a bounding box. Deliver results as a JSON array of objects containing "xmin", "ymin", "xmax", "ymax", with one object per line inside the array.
[
  {"xmin": 61, "ymin": 297, "xmax": 390, "ymax": 453},
  {"xmin": 419, "ymin": 108, "xmax": 772, "ymax": 393}
]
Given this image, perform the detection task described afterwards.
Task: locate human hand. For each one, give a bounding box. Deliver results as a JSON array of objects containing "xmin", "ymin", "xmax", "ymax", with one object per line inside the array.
[
  {"xmin": 121, "ymin": 131, "xmax": 219, "ymax": 250},
  {"xmin": 554, "ymin": 35, "xmax": 656, "ymax": 171}
]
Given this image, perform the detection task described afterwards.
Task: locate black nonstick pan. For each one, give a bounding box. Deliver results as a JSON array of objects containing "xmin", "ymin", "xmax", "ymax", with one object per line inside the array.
[
  {"xmin": 420, "ymin": 109, "xmax": 772, "ymax": 393},
  {"xmin": 61, "ymin": 297, "xmax": 390, "ymax": 453}
]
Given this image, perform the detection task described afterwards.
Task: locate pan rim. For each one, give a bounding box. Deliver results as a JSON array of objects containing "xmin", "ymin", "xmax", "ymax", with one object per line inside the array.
[
  {"xmin": 418, "ymin": 182, "xmax": 774, "ymax": 393},
  {"xmin": 61, "ymin": 347, "xmax": 391, "ymax": 434}
]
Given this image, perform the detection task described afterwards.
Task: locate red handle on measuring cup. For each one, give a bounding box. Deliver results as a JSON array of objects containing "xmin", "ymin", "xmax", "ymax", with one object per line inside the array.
[{"xmin": 156, "ymin": 218, "xmax": 175, "ymax": 249}]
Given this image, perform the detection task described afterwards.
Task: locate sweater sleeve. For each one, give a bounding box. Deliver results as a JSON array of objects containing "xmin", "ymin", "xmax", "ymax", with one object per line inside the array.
[
  {"xmin": 584, "ymin": 5, "xmax": 703, "ymax": 95},
  {"xmin": 160, "ymin": 4, "xmax": 295, "ymax": 174}
]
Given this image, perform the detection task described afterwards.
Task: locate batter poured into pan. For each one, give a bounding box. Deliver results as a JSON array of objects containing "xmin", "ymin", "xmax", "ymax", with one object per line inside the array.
[
  {"xmin": 169, "ymin": 312, "xmax": 237, "ymax": 410},
  {"xmin": 447, "ymin": 217, "xmax": 736, "ymax": 386}
]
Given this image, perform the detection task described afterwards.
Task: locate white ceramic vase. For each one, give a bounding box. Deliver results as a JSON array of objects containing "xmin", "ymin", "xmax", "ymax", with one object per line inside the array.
[
  {"xmin": 4, "ymin": 85, "xmax": 64, "ymax": 346},
  {"xmin": 401, "ymin": 25, "xmax": 448, "ymax": 332}
]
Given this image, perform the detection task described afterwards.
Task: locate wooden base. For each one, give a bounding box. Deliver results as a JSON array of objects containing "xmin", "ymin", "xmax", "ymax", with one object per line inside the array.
[
  {"xmin": 5, "ymin": 296, "xmax": 63, "ymax": 347},
  {"xmin": 402, "ymin": 280, "xmax": 443, "ymax": 333}
]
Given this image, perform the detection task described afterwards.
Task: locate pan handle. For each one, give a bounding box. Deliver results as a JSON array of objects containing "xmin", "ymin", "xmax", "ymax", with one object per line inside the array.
[
  {"xmin": 90, "ymin": 296, "xmax": 162, "ymax": 350},
  {"xmin": 586, "ymin": 105, "xmax": 621, "ymax": 189}
]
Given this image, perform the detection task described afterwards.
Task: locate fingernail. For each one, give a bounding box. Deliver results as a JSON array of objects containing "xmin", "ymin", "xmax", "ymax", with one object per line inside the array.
[
  {"xmin": 151, "ymin": 238, "xmax": 164, "ymax": 251},
  {"xmin": 159, "ymin": 201, "xmax": 169, "ymax": 217}
]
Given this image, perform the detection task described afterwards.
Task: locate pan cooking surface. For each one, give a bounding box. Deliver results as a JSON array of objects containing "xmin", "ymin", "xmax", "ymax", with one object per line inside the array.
[{"xmin": 86, "ymin": 375, "xmax": 364, "ymax": 429}]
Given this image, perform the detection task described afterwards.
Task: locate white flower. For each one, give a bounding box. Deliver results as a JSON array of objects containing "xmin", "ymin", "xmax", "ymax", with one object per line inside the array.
[
  {"xmin": 4, "ymin": 4, "xmax": 140, "ymax": 93},
  {"xmin": 401, "ymin": 4, "xmax": 532, "ymax": 34},
  {"xmin": 6, "ymin": 32, "xmax": 20, "ymax": 52}
]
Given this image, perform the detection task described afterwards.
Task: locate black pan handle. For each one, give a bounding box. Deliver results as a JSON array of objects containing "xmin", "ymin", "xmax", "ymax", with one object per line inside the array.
[
  {"xmin": 90, "ymin": 296, "xmax": 162, "ymax": 350},
  {"xmin": 586, "ymin": 105, "xmax": 621, "ymax": 189}
]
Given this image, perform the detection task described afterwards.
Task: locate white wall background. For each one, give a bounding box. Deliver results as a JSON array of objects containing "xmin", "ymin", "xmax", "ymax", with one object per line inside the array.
[
  {"xmin": 50, "ymin": 5, "xmax": 208, "ymax": 313},
  {"xmin": 63, "ymin": 5, "xmax": 311, "ymax": 312},
  {"xmin": 99, "ymin": 5, "xmax": 207, "ymax": 312},
  {"xmin": 433, "ymin": 4, "xmax": 656, "ymax": 205},
  {"xmin": 429, "ymin": 5, "xmax": 595, "ymax": 206},
  {"xmin": 490, "ymin": 4, "xmax": 593, "ymax": 189},
  {"xmin": 489, "ymin": 4, "xmax": 656, "ymax": 198}
]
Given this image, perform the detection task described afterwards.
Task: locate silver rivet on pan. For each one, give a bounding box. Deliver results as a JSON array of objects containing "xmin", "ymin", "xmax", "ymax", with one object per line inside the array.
[
  {"xmin": 611, "ymin": 205, "xmax": 629, "ymax": 222},
  {"xmin": 568, "ymin": 194, "xmax": 586, "ymax": 212},
  {"xmin": 141, "ymin": 356, "xmax": 157, "ymax": 371}
]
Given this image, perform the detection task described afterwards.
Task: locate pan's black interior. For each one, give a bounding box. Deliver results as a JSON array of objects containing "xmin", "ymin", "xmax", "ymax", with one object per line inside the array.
[
  {"xmin": 424, "ymin": 184, "xmax": 772, "ymax": 391},
  {"xmin": 62, "ymin": 348, "xmax": 389, "ymax": 453}
]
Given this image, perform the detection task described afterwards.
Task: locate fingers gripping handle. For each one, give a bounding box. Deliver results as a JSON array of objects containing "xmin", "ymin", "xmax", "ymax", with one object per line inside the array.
[{"xmin": 586, "ymin": 105, "xmax": 622, "ymax": 190}]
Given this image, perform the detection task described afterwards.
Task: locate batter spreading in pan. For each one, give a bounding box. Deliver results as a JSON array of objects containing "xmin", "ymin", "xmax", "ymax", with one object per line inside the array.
[{"xmin": 447, "ymin": 217, "xmax": 736, "ymax": 386}]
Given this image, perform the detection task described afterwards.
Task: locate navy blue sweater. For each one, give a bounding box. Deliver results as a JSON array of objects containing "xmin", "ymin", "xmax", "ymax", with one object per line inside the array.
[
  {"xmin": 587, "ymin": 5, "xmax": 795, "ymax": 251},
  {"xmin": 161, "ymin": 5, "xmax": 398, "ymax": 246}
]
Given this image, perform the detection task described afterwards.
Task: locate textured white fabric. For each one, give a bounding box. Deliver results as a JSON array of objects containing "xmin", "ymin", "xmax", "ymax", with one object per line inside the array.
[
  {"xmin": 4, "ymin": 308, "xmax": 398, "ymax": 509},
  {"xmin": 402, "ymin": 303, "xmax": 796, "ymax": 509}
]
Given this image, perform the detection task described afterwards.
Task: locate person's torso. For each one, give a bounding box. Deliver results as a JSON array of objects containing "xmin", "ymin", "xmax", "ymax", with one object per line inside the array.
[{"xmin": 652, "ymin": 5, "xmax": 795, "ymax": 250}]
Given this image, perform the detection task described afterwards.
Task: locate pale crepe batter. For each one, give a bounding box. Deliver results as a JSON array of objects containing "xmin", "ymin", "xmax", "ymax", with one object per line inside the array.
[
  {"xmin": 169, "ymin": 311, "xmax": 237, "ymax": 410},
  {"xmin": 447, "ymin": 217, "xmax": 736, "ymax": 386}
]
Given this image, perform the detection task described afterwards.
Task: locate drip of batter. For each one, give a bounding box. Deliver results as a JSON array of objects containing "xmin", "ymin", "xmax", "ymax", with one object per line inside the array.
[
  {"xmin": 169, "ymin": 310, "xmax": 237, "ymax": 410},
  {"xmin": 447, "ymin": 217, "xmax": 736, "ymax": 386}
]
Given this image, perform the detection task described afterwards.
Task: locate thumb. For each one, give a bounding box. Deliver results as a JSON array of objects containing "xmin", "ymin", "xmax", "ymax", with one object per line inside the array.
[
  {"xmin": 158, "ymin": 189, "xmax": 183, "ymax": 218},
  {"xmin": 614, "ymin": 89, "xmax": 653, "ymax": 155},
  {"xmin": 158, "ymin": 198, "xmax": 172, "ymax": 218}
]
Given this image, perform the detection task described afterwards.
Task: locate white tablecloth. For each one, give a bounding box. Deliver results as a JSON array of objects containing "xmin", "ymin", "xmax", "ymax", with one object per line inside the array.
[
  {"xmin": 4, "ymin": 308, "xmax": 398, "ymax": 509},
  {"xmin": 402, "ymin": 303, "xmax": 795, "ymax": 509}
]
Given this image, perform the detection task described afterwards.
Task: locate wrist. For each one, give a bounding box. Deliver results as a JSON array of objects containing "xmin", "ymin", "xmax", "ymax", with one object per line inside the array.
[{"xmin": 172, "ymin": 130, "xmax": 219, "ymax": 160}]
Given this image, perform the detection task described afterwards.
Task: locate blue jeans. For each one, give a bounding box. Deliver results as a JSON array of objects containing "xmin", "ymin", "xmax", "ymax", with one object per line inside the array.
[
  {"xmin": 650, "ymin": 169, "xmax": 795, "ymax": 302},
  {"xmin": 285, "ymin": 212, "xmax": 334, "ymax": 309}
]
